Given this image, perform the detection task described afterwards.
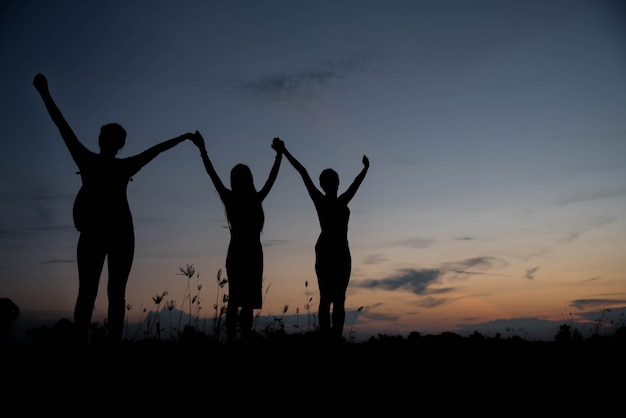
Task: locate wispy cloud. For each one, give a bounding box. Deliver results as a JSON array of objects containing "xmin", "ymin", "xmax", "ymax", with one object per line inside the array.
[
  {"xmin": 559, "ymin": 216, "xmax": 617, "ymax": 243},
  {"xmin": 363, "ymin": 253, "xmax": 388, "ymax": 264},
  {"xmin": 555, "ymin": 186, "xmax": 626, "ymax": 206},
  {"xmin": 262, "ymin": 239, "xmax": 287, "ymax": 247},
  {"xmin": 0, "ymin": 188, "xmax": 73, "ymax": 237},
  {"xmin": 356, "ymin": 267, "xmax": 449, "ymax": 296},
  {"xmin": 383, "ymin": 237, "xmax": 433, "ymax": 248},
  {"xmin": 576, "ymin": 306, "xmax": 626, "ymax": 322},
  {"xmin": 524, "ymin": 266, "xmax": 539, "ymax": 280},
  {"xmin": 398, "ymin": 238, "xmax": 434, "ymax": 248},
  {"xmin": 415, "ymin": 296, "xmax": 449, "ymax": 308},
  {"xmin": 39, "ymin": 259, "xmax": 75, "ymax": 265},
  {"xmin": 569, "ymin": 298, "xmax": 626, "ymax": 310},
  {"xmin": 358, "ymin": 306, "xmax": 399, "ymax": 323},
  {"xmin": 0, "ymin": 230, "xmax": 36, "ymax": 239},
  {"xmin": 235, "ymin": 54, "xmax": 369, "ymax": 108},
  {"xmin": 440, "ymin": 256, "xmax": 509, "ymax": 278},
  {"xmin": 356, "ymin": 256, "xmax": 509, "ymax": 298}
]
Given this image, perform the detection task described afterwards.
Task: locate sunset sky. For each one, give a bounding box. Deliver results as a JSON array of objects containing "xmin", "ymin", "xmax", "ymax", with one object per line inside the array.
[{"xmin": 1, "ymin": 0, "xmax": 625, "ymax": 342}]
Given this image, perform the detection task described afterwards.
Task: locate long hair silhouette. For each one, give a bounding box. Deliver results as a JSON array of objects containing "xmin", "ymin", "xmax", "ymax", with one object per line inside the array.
[{"xmin": 191, "ymin": 132, "xmax": 283, "ymax": 341}]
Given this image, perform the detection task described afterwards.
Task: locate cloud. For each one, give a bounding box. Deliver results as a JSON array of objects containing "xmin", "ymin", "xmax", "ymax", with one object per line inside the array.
[
  {"xmin": 440, "ymin": 256, "xmax": 509, "ymax": 278},
  {"xmin": 355, "ymin": 256, "xmax": 508, "ymax": 298},
  {"xmin": 0, "ymin": 188, "xmax": 74, "ymax": 241},
  {"xmin": 0, "ymin": 230, "xmax": 36, "ymax": 239},
  {"xmin": 261, "ymin": 239, "xmax": 287, "ymax": 247},
  {"xmin": 569, "ymin": 298, "xmax": 626, "ymax": 310},
  {"xmin": 559, "ymin": 216, "xmax": 617, "ymax": 243},
  {"xmin": 383, "ymin": 236, "xmax": 433, "ymax": 248},
  {"xmin": 235, "ymin": 54, "xmax": 369, "ymax": 108},
  {"xmin": 363, "ymin": 253, "xmax": 388, "ymax": 264},
  {"xmin": 40, "ymin": 259, "xmax": 76, "ymax": 265},
  {"xmin": 576, "ymin": 306, "xmax": 626, "ymax": 323},
  {"xmin": 524, "ymin": 266, "xmax": 539, "ymax": 280},
  {"xmin": 398, "ymin": 238, "xmax": 434, "ymax": 248},
  {"xmin": 358, "ymin": 307, "xmax": 399, "ymax": 323},
  {"xmin": 355, "ymin": 267, "xmax": 450, "ymax": 296},
  {"xmin": 415, "ymin": 296, "xmax": 449, "ymax": 308},
  {"xmin": 555, "ymin": 186, "xmax": 626, "ymax": 206},
  {"xmin": 560, "ymin": 231, "xmax": 581, "ymax": 243}
]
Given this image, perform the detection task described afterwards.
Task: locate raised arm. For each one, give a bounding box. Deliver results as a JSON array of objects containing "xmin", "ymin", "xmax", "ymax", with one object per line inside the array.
[
  {"xmin": 257, "ymin": 139, "xmax": 283, "ymax": 201},
  {"xmin": 131, "ymin": 132, "xmax": 195, "ymax": 169},
  {"xmin": 33, "ymin": 73, "xmax": 88, "ymax": 163},
  {"xmin": 191, "ymin": 131, "xmax": 229, "ymax": 197},
  {"xmin": 272, "ymin": 138, "xmax": 321, "ymax": 200},
  {"xmin": 340, "ymin": 155, "xmax": 369, "ymax": 203}
]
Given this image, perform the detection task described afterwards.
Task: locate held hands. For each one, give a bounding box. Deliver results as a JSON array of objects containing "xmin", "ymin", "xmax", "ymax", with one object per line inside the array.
[
  {"xmin": 272, "ymin": 137, "xmax": 285, "ymax": 154},
  {"xmin": 191, "ymin": 130, "xmax": 206, "ymax": 151},
  {"xmin": 33, "ymin": 73, "xmax": 48, "ymax": 93}
]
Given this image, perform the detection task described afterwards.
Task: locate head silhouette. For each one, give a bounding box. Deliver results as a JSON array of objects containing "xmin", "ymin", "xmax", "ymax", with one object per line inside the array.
[
  {"xmin": 230, "ymin": 163, "xmax": 256, "ymax": 194},
  {"xmin": 98, "ymin": 123, "xmax": 126, "ymax": 156},
  {"xmin": 227, "ymin": 163, "xmax": 264, "ymax": 233},
  {"xmin": 319, "ymin": 168, "xmax": 339, "ymax": 195}
]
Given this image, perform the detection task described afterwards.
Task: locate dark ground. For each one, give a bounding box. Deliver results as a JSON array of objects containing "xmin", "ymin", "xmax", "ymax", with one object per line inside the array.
[{"xmin": 2, "ymin": 329, "xmax": 623, "ymax": 413}]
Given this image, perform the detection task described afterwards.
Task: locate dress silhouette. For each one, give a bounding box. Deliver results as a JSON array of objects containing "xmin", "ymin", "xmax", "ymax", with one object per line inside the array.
[
  {"xmin": 191, "ymin": 132, "xmax": 283, "ymax": 341},
  {"xmin": 273, "ymin": 138, "xmax": 369, "ymax": 340},
  {"xmin": 33, "ymin": 73, "xmax": 195, "ymax": 344}
]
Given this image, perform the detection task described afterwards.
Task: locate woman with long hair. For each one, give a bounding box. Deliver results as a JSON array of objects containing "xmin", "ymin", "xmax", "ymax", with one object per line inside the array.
[{"xmin": 191, "ymin": 132, "xmax": 283, "ymax": 341}]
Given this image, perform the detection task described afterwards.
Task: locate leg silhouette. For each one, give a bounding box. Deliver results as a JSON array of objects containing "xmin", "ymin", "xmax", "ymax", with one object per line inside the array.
[{"xmin": 75, "ymin": 233, "xmax": 106, "ymax": 344}]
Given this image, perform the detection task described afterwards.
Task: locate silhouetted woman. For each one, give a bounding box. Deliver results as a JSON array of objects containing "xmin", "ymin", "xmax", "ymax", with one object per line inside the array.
[
  {"xmin": 33, "ymin": 73, "xmax": 195, "ymax": 344},
  {"xmin": 191, "ymin": 132, "xmax": 283, "ymax": 341},
  {"xmin": 273, "ymin": 138, "xmax": 369, "ymax": 340}
]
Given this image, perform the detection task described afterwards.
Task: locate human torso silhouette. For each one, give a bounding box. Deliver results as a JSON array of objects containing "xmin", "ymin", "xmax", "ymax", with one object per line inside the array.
[
  {"xmin": 221, "ymin": 190, "xmax": 265, "ymax": 309},
  {"xmin": 73, "ymin": 151, "xmax": 142, "ymax": 232},
  {"xmin": 312, "ymin": 193, "xmax": 352, "ymax": 295},
  {"xmin": 314, "ymin": 194, "xmax": 350, "ymax": 242}
]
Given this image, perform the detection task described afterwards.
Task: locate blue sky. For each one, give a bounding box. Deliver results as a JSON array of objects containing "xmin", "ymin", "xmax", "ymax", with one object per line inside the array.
[{"xmin": 1, "ymin": 0, "xmax": 625, "ymax": 342}]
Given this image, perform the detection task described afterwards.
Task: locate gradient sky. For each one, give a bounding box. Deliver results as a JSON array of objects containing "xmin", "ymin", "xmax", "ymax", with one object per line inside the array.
[{"xmin": 2, "ymin": 0, "xmax": 625, "ymax": 342}]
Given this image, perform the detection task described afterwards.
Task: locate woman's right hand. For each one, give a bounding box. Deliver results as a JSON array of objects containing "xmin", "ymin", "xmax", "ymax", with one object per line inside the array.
[{"xmin": 33, "ymin": 73, "xmax": 48, "ymax": 92}]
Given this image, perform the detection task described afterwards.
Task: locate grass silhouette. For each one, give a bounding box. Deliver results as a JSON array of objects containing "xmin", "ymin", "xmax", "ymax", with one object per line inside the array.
[
  {"xmin": 2, "ymin": 264, "xmax": 625, "ymax": 360},
  {"xmin": 3, "ymin": 276, "xmax": 625, "ymax": 403}
]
